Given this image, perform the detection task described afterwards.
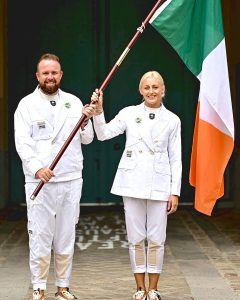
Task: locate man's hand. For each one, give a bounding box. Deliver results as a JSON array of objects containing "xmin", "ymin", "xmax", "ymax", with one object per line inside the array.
[
  {"xmin": 35, "ymin": 168, "xmax": 55, "ymax": 183},
  {"xmin": 167, "ymin": 195, "xmax": 179, "ymax": 215},
  {"xmin": 82, "ymin": 103, "xmax": 96, "ymax": 119}
]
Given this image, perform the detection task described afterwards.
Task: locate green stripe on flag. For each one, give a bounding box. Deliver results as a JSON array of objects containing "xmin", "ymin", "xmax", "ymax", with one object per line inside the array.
[{"xmin": 151, "ymin": 0, "xmax": 224, "ymax": 76}]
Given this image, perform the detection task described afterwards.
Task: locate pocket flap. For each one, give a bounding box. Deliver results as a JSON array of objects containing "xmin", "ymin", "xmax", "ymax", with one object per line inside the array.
[
  {"xmin": 154, "ymin": 164, "xmax": 171, "ymax": 175},
  {"xmin": 118, "ymin": 159, "xmax": 137, "ymax": 170}
]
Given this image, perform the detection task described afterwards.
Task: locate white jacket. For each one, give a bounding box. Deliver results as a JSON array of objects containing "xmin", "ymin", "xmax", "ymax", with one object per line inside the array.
[
  {"xmin": 93, "ymin": 103, "xmax": 182, "ymax": 201},
  {"xmin": 14, "ymin": 87, "xmax": 94, "ymax": 182}
]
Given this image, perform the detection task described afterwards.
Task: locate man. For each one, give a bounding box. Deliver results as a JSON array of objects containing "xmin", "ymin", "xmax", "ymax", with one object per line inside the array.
[{"xmin": 14, "ymin": 53, "xmax": 96, "ymax": 300}]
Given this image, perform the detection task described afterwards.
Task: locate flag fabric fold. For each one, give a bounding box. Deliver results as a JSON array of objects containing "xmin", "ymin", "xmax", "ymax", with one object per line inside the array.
[{"xmin": 150, "ymin": 0, "xmax": 234, "ymax": 215}]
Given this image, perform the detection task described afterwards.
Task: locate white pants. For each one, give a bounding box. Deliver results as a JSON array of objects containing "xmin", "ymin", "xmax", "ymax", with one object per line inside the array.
[
  {"xmin": 123, "ymin": 197, "xmax": 168, "ymax": 274},
  {"xmin": 25, "ymin": 178, "xmax": 82, "ymax": 290}
]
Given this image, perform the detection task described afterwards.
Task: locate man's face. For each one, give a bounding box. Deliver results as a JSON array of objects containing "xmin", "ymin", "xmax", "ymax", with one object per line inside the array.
[{"xmin": 36, "ymin": 59, "xmax": 63, "ymax": 94}]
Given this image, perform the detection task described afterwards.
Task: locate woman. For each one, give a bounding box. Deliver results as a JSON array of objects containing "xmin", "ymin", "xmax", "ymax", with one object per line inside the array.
[{"xmin": 91, "ymin": 71, "xmax": 182, "ymax": 300}]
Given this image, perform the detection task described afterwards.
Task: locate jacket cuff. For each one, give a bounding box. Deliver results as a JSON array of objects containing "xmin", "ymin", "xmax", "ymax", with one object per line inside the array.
[
  {"xmin": 28, "ymin": 161, "xmax": 44, "ymax": 178},
  {"xmin": 93, "ymin": 112, "xmax": 105, "ymax": 124}
]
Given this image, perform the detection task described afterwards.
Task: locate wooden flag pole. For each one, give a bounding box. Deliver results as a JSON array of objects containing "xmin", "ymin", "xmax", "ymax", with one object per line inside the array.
[{"xmin": 30, "ymin": 0, "xmax": 165, "ymax": 200}]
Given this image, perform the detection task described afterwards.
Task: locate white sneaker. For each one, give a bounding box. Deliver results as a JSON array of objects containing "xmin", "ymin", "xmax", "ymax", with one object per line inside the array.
[
  {"xmin": 148, "ymin": 290, "xmax": 161, "ymax": 300},
  {"xmin": 55, "ymin": 288, "xmax": 77, "ymax": 300},
  {"xmin": 133, "ymin": 289, "xmax": 147, "ymax": 300},
  {"xmin": 32, "ymin": 289, "xmax": 44, "ymax": 300}
]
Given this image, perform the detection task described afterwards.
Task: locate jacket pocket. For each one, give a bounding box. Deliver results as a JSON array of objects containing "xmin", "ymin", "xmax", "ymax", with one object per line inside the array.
[
  {"xmin": 154, "ymin": 164, "xmax": 171, "ymax": 175},
  {"xmin": 32, "ymin": 120, "xmax": 53, "ymax": 140},
  {"xmin": 118, "ymin": 159, "xmax": 137, "ymax": 170}
]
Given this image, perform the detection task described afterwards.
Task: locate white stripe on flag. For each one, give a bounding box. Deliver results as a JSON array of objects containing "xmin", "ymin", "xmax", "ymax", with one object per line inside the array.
[
  {"xmin": 149, "ymin": 0, "xmax": 173, "ymax": 23},
  {"xmin": 198, "ymin": 39, "xmax": 234, "ymax": 138}
]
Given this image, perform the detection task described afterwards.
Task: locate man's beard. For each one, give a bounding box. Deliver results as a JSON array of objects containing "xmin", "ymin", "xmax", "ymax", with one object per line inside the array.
[{"xmin": 39, "ymin": 81, "xmax": 60, "ymax": 95}]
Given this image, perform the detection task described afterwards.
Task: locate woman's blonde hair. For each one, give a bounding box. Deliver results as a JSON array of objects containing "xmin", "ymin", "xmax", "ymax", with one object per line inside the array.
[{"xmin": 139, "ymin": 71, "xmax": 164, "ymax": 91}]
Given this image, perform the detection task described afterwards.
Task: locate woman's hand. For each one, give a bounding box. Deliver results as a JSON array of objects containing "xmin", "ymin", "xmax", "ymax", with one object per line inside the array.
[
  {"xmin": 167, "ymin": 195, "xmax": 179, "ymax": 215},
  {"xmin": 91, "ymin": 88, "xmax": 103, "ymax": 115}
]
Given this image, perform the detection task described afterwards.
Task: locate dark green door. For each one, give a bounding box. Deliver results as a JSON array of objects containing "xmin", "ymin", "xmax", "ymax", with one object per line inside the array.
[{"xmin": 8, "ymin": 0, "xmax": 198, "ymax": 205}]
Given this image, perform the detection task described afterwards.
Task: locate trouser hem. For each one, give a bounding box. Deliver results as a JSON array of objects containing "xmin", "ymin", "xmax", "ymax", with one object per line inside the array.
[
  {"xmin": 55, "ymin": 279, "xmax": 70, "ymax": 288},
  {"xmin": 33, "ymin": 283, "xmax": 46, "ymax": 290}
]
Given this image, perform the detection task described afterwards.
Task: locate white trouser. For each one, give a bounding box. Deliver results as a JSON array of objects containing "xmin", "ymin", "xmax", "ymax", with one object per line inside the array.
[
  {"xmin": 123, "ymin": 197, "xmax": 168, "ymax": 274},
  {"xmin": 25, "ymin": 178, "xmax": 82, "ymax": 290}
]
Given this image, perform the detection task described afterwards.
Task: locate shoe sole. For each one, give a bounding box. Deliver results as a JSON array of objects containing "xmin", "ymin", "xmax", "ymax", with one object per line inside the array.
[
  {"xmin": 55, "ymin": 295, "xmax": 76, "ymax": 300},
  {"xmin": 134, "ymin": 296, "xmax": 147, "ymax": 300}
]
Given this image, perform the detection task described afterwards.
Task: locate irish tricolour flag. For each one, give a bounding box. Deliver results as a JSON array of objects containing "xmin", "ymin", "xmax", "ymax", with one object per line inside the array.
[{"xmin": 150, "ymin": 0, "xmax": 234, "ymax": 215}]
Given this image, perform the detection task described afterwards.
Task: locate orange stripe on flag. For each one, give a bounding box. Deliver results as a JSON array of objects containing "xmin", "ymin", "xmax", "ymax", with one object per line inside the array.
[{"xmin": 190, "ymin": 102, "xmax": 234, "ymax": 216}]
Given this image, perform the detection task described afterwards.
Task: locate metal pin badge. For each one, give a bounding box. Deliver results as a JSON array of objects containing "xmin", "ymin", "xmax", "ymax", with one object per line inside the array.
[
  {"xmin": 50, "ymin": 100, "xmax": 56, "ymax": 106},
  {"xmin": 149, "ymin": 113, "xmax": 155, "ymax": 120}
]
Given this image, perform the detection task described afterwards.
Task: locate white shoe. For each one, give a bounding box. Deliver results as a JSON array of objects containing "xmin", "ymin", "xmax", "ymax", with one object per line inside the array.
[
  {"xmin": 148, "ymin": 290, "xmax": 161, "ymax": 300},
  {"xmin": 32, "ymin": 289, "xmax": 44, "ymax": 300},
  {"xmin": 133, "ymin": 289, "xmax": 147, "ymax": 300},
  {"xmin": 55, "ymin": 288, "xmax": 77, "ymax": 300}
]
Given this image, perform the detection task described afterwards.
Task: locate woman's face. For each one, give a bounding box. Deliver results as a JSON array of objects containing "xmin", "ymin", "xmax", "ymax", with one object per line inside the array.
[{"xmin": 139, "ymin": 76, "xmax": 165, "ymax": 108}]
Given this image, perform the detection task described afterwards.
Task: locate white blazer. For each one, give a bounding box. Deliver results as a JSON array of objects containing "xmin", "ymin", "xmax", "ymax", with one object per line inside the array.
[
  {"xmin": 14, "ymin": 87, "xmax": 94, "ymax": 182},
  {"xmin": 93, "ymin": 103, "xmax": 182, "ymax": 201}
]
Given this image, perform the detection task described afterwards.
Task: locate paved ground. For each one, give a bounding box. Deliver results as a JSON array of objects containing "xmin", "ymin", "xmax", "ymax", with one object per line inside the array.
[{"xmin": 0, "ymin": 205, "xmax": 240, "ymax": 300}]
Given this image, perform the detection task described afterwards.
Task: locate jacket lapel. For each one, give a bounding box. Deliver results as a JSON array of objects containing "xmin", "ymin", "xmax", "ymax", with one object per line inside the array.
[
  {"xmin": 51, "ymin": 90, "xmax": 70, "ymax": 140},
  {"xmin": 33, "ymin": 87, "xmax": 54, "ymax": 121},
  {"xmin": 151, "ymin": 105, "xmax": 169, "ymax": 139},
  {"xmin": 135, "ymin": 103, "xmax": 154, "ymax": 151}
]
